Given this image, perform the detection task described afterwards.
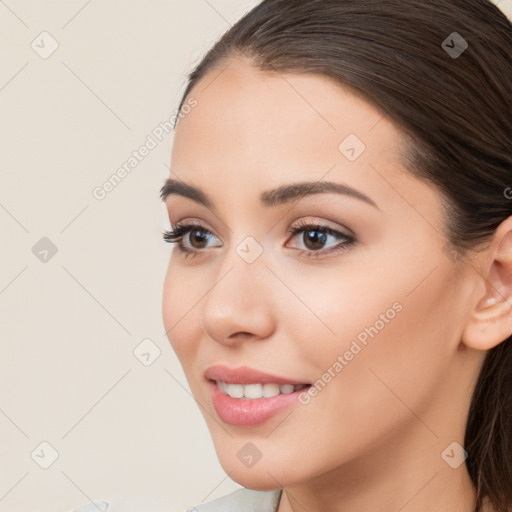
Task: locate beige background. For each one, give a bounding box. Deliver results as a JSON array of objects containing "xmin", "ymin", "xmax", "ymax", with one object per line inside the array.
[{"xmin": 1, "ymin": 1, "xmax": 511, "ymax": 511}]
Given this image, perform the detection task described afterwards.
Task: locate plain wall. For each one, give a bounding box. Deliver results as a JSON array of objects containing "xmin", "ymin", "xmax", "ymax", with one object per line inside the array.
[{"xmin": 1, "ymin": 1, "xmax": 511, "ymax": 511}]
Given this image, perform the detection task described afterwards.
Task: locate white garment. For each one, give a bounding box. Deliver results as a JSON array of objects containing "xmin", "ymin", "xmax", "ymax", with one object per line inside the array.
[
  {"xmin": 69, "ymin": 488, "xmax": 283, "ymax": 512},
  {"xmin": 190, "ymin": 488, "xmax": 283, "ymax": 511}
]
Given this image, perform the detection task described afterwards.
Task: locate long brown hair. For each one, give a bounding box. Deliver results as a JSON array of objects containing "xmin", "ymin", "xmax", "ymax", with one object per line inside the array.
[{"xmin": 173, "ymin": 1, "xmax": 512, "ymax": 509}]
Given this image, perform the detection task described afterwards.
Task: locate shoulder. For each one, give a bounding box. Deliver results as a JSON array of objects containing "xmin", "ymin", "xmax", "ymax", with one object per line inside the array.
[{"xmin": 188, "ymin": 487, "xmax": 282, "ymax": 512}]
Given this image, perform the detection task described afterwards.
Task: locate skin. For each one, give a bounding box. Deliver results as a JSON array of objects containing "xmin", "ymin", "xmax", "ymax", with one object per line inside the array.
[{"xmin": 162, "ymin": 57, "xmax": 512, "ymax": 512}]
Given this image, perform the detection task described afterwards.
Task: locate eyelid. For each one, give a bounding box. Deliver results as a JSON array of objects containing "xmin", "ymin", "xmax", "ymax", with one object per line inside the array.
[
  {"xmin": 285, "ymin": 219, "xmax": 350, "ymax": 237},
  {"xmin": 287, "ymin": 216, "xmax": 354, "ymax": 236},
  {"xmin": 171, "ymin": 217, "xmax": 218, "ymax": 235}
]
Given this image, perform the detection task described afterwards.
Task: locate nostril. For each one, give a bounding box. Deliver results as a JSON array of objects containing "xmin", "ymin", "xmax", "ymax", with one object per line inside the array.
[{"xmin": 231, "ymin": 332, "xmax": 253, "ymax": 339}]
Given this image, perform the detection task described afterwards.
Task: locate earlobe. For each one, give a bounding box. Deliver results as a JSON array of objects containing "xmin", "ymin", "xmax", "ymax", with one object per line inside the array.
[{"xmin": 461, "ymin": 217, "xmax": 512, "ymax": 351}]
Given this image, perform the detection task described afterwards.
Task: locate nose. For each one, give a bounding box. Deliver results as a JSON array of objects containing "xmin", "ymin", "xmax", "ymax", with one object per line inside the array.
[{"xmin": 200, "ymin": 252, "xmax": 276, "ymax": 346}]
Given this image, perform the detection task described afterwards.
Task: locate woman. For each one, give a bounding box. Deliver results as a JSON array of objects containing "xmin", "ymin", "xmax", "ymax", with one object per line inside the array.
[{"xmin": 160, "ymin": 0, "xmax": 512, "ymax": 510}]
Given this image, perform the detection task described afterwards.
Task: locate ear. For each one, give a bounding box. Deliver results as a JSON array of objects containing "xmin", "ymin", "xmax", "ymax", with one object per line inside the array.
[{"xmin": 461, "ymin": 215, "xmax": 512, "ymax": 351}]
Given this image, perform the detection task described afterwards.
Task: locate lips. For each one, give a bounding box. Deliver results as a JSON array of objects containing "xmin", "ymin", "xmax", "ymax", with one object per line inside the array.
[
  {"xmin": 204, "ymin": 364, "xmax": 310, "ymax": 386},
  {"xmin": 208, "ymin": 381, "xmax": 310, "ymax": 426}
]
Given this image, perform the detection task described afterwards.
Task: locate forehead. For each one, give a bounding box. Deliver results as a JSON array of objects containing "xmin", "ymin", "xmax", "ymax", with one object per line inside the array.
[
  {"xmin": 169, "ymin": 57, "xmax": 441, "ymax": 222},
  {"xmin": 173, "ymin": 57, "xmax": 390, "ymax": 159}
]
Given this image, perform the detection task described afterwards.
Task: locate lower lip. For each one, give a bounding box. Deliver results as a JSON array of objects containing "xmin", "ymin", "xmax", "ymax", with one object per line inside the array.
[{"xmin": 208, "ymin": 380, "xmax": 311, "ymax": 427}]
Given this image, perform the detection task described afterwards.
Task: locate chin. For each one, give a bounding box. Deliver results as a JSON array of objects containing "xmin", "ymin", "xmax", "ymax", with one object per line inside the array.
[
  {"xmin": 217, "ymin": 453, "xmax": 297, "ymax": 490},
  {"xmin": 229, "ymin": 472, "xmax": 285, "ymax": 492}
]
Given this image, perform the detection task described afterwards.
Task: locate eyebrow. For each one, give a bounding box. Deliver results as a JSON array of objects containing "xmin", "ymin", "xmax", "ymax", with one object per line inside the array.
[{"xmin": 160, "ymin": 178, "xmax": 379, "ymax": 211}]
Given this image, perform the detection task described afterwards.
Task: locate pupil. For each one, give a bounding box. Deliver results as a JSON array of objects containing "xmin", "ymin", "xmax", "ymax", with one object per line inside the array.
[
  {"xmin": 191, "ymin": 229, "xmax": 208, "ymax": 248},
  {"xmin": 305, "ymin": 230, "xmax": 326, "ymax": 250}
]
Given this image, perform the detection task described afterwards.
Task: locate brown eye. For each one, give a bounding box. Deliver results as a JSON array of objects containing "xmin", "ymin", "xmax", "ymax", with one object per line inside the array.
[
  {"xmin": 187, "ymin": 228, "xmax": 211, "ymax": 249},
  {"xmin": 301, "ymin": 228, "xmax": 328, "ymax": 251},
  {"xmin": 285, "ymin": 221, "xmax": 356, "ymax": 259},
  {"xmin": 162, "ymin": 223, "xmax": 221, "ymax": 255}
]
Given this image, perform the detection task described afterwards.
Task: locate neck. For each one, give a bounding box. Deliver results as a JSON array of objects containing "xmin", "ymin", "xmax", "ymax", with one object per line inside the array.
[{"xmin": 276, "ymin": 422, "xmax": 479, "ymax": 512}]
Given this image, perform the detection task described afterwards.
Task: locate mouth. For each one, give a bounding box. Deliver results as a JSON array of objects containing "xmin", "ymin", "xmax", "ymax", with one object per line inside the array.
[
  {"xmin": 204, "ymin": 365, "xmax": 312, "ymax": 426},
  {"xmin": 206, "ymin": 379, "xmax": 313, "ymax": 427},
  {"xmin": 209, "ymin": 379, "xmax": 311, "ymax": 399}
]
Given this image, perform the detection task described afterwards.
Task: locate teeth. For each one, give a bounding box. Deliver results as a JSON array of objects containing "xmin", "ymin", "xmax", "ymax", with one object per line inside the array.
[
  {"xmin": 263, "ymin": 383, "xmax": 281, "ymax": 398},
  {"xmin": 280, "ymin": 384, "xmax": 295, "ymax": 395},
  {"xmin": 216, "ymin": 381, "xmax": 308, "ymax": 399}
]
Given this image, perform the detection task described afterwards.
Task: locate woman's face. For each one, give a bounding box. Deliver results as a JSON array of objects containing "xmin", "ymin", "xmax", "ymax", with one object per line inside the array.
[{"xmin": 162, "ymin": 57, "xmax": 482, "ymax": 490}]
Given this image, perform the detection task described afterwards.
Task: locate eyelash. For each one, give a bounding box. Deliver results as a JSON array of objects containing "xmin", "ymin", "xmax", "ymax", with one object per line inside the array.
[{"xmin": 162, "ymin": 219, "xmax": 356, "ymax": 260}]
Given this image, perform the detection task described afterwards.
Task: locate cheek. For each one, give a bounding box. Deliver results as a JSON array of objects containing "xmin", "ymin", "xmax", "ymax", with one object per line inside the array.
[
  {"xmin": 162, "ymin": 259, "xmax": 202, "ymax": 362},
  {"xmin": 276, "ymin": 262, "xmax": 404, "ymax": 371},
  {"xmin": 296, "ymin": 269, "xmax": 456, "ymax": 436}
]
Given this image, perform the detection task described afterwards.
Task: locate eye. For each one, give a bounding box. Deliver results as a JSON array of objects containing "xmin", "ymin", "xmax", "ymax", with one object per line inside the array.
[
  {"xmin": 162, "ymin": 222, "xmax": 220, "ymax": 257},
  {"xmin": 285, "ymin": 219, "xmax": 356, "ymax": 259},
  {"xmin": 162, "ymin": 219, "xmax": 356, "ymax": 260}
]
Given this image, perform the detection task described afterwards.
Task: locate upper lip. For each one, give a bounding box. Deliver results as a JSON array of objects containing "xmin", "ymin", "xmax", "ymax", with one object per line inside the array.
[{"xmin": 205, "ymin": 365, "xmax": 310, "ymax": 385}]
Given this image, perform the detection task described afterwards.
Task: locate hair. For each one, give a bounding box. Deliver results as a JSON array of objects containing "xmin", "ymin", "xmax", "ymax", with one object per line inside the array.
[{"xmin": 173, "ymin": 1, "xmax": 512, "ymax": 510}]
